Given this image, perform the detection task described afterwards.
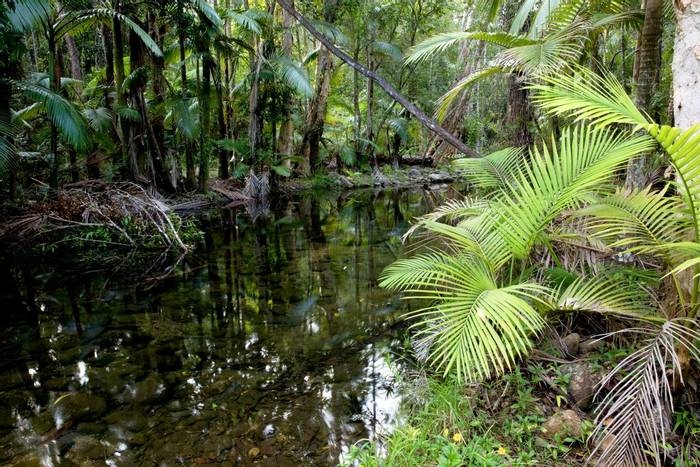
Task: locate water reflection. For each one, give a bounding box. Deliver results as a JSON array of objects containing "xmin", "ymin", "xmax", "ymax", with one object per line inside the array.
[{"xmin": 0, "ymin": 187, "xmax": 458, "ymax": 466}]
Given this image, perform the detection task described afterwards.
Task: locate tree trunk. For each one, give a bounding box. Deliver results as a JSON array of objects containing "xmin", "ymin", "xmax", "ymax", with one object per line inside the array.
[
  {"xmin": 626, "ymin": 0, "xmax": 663, "ymax": 189},
  {"xmin": 100, "ymin": 25, "xmax": 114, "ymax": 106},
  {"xmin": 365, "ymin": 50, "xmax": 375, "ymax": 166},
  {"xmin": 299, "ymin": 0, "xmax": 338, "ymax": 174},
  {"xmin": 112, "ymin": 10, "xmax": 128, "ymax": 169},
  {"xmin": 506, "ymin": 73, "xmax": 533, "ymax": 147},
  {"xmin": 199, "ymin": 55, "xmax": 212, "ymax": 191},
  {"xmin": 48, "ymin": 32, "xmax": 62, "ymax": 189},
  {"xmin": 276, "ymin": 0, "xmax": 295, "ymax": 168},
  {"xmin": 276, "ymin": 0, "xmax": 480, "ymax": 158},
  {"xmin": 177, "ymin": 1, "xmax": 196, "ymax": 189},
  {"xmin": 672, "ymin": 0, "xmax": 700, "ymax": 130}
]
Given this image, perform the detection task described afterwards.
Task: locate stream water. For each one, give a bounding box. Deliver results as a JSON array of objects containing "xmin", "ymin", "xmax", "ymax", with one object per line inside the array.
[{"xmin": 0, "ymin": 187, "xmax": 458, "ymax": 466}]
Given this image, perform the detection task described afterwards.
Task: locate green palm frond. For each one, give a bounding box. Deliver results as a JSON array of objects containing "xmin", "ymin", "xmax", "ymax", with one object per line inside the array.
[
  {"xmin": 406, "ymin": 31, "xmax": 537, "ymax": 65},
  {"xmin": 453, "ymin": 146, "xmax": 524, "ymax": 190},
  {"xmin": 57, "ymin": 8, "xmax": 162, "ymax": 58},
  {"xmin": 82, "ymin": 107, "xmax": 113, "ymax": 133},
  {"xmin": 380, "ymin": 253, "xmax": 548, "ymax": 381},
  {"xmin": 577, "ymin": 186, "xmax": 689, "ymax": 258},
  {"xmin": 510, "ymin": 0, "xmax": 539, "ymax": 34},
  {"xmin": 434, "ymin": 66, "xmax": 509, "ymax": 122},
  {"xmin": 388, "ymin": 117, "xmax": 408, "ymax": 141},
  {"xmin": 552, "ymin": 275, "xmax": 653, "ymax": 319},
  {"xmin": 531, "ymin": 67, "xmax": 700, "ymax": 241},
  {"xmin": 17, "ymin": 80, "xmax": 89, "ymax": 151},
  {"xmin": 270, "ymin": 55, "xmax": 313, "ymax": 97},
  {"xmin": 223, "ymin": 9, "xmax": 261, "ymax": 34},
  {"xmin": 166, "ymin": 97, "xmax": 199, "ymax": 141},
  {"xmin": 529, "ymin": 66, "xmax": 650, "ymax": 128},
  {"xmin": 495, "ymin": 24, "xmax": 585, "ymax": 74},
  {"xmin": 371, "ymin": 40, "xmax": 402, "ymax": 62},
  {"xmin": 528, "ymin": 0, "xmax": 565, "ymax": 37},
  {"xmin": 404, "ymin": 198, "xmax": 491, "ymax": 238},
  {"xmin": 493, "ymin": 126, "xmax": 653, "ymax": 258},
  {"xmin": 0, "ymin": 119, "xmax": 18, "ymax": 175},
  {"xmin": 187, "ymin": 0, "xmax": 223, "ymax": 27},
  {"xmin": 544, "ymin": 0, "xmax": 586, "ymax": 33},
  {"xmin": 7, "ymin": 0, "xmax": 52, "ymax": 32},
  {"xmin": 591, "ymin": 320, "xmax": 700, "ymax": 466}
]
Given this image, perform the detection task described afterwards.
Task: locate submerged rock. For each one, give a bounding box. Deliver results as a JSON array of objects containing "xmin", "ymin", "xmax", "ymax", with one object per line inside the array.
[
  {"xmin": 52, "ymin": 392, "xmax": 107, "ymax": 426},
  {"xmin": 540, "ymin": 409, "xmax": 582, "ymax": 439},
  {"xmin": 123, "ymin": 374, "xmax": 167, "ymax": 405},
  {"xmin": 104, "ymin": 409, "xmax": 148, "ymax": 432},
  {"xmin": 407, "ymin": 167, "xmax": 422, "ymax": 178},
  {"xmin": 66, "ymin": 435, "xmax": 114, "ymax": 461}
]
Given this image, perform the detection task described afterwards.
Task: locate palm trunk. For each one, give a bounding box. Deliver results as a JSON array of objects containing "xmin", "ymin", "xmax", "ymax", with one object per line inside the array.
[
  {"xmin": 48, "ymin": 31, "xmax": 61, "ymax": 189},
  {"xmin": 177, "ymin": 4, "xmax": 196, "ymax": 189},
  {"xmin": 112, "ymin": 10, "xmax": 128, "ymax": 169},
  {"xmin": 199, "ymin": 55, "xmax": 212, "ymax": 191},
  {"xmin": 626, "ymin": 0, "xmax": 663, "ymax": 189},
  {"xmin": 276, "ymin": 0, "xmax": 295, "ymax": 168},
  {"xmin": 100, "ymin": 24, "xmax": 114, "ymax": 107}
]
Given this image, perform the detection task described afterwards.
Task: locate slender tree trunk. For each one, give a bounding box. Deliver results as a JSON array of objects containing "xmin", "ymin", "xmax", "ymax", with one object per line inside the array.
[
  {"xmin": 199, "ymin": 55, "xmax": 212, "ymax": 191},
  {"xmin": 65, "ymin": 35, "xmax": 82, "ymax": 182},
  {"xmin": 276, "ymin": 0, "xmax": 295, "ymax": 168},
  {"xmin": 112, "ymin": 9, "xmax": 128, "ymax": 169},
  {"xmin": 352, "ymin": 41, "xmax": 362, "ymax": 166},
  {"xmin": 626, "ymin": 0, "xmax": 663, "ymax": 189},
  {"xmin": 366, "ymin": 50, "xmax": 375, "ymax": 166},
  {"xmin": 48, "ymin": 32, "xmax": 61, "ymax": 189},
  {"xmin": 177, "ymin": 3, "xmax": 196, "ymax": 189},
  {"xmin": 100, "ymin": 25, "xmax": 114, "ymax": 107},
  {"xmin": 299, "ymin": 0, "xmax": 338, "ymax": 174}
]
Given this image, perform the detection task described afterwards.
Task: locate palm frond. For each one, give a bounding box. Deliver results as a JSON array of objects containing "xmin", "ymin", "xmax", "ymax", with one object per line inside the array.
[
  {"xmin": 58, "ymin": 9, "xmax": 162, "ymax": 58},
  {"xmin": 17, "ymin": 80, "xmax": 89, "ymax": 151},
  {"xmin": 406, "ymin": 31, "xmax": 537, "ymax": 65},
  {"xmin": 187, "ymin": 0, "xmax": 223, "ymax": 27},
  {"xmin": 577, "ymin": 186, "xmax": 689, "ymax": 258},
  {"xmin": 82, "ymin": 107, "xmax": 113, "ymax": 133},
  {"xmin": 529, "ymin": 65, "xmax": 650, "ymax": 127},
  {"xmin": 591, "ymin": 320, "xmax": 700, "ymax": 466},
  {"xmin": 493, "ymin": 126, "xmax": 653, "ymax": 258},
  {"xmin": 380, "ymin": 253, "xmax": 548, "ymax": 381},
  {"xmin": 453, "ymin": 146, "xmax": 524, "ymax": 190},
  {"xmin": 7, "ymin": 0, "xmax": 52, "ymax": 32},
  {"xmin": 371, "ymin": 40, "xmax": 402, "ymax": 62},
  {"xmin": 434, "ymin": 66, "xmax": 509, "ymax": 122},
  {"xmin": 270, "ymin": 55, "xmax": 313, "ymax": 97},
  {"xmin": 224, "ymin": 10, "xmax": 261, "ymax": 34},
  {"xmin": 552, "ymin": 275, "xmax": 653, "ymax": 319}
]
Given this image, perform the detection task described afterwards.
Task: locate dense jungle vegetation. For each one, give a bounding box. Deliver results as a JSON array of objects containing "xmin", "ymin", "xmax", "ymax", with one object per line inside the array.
[{"xmin": 2, "ymin": 0, "xmax": 700, "ymax": 465}]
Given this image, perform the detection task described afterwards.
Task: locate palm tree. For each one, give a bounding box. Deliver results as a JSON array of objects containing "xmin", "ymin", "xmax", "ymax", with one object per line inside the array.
[
  {"xmin": 8, "ymin": 0, "xmax": 162, "ymax": 188},
  {"xmin": 382, "ymin": 65, "xmax": 700, "ymax": 466}
]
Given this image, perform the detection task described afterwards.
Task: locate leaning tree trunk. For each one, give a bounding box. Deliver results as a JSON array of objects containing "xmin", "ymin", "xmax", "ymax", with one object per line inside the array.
[
  {"xmin": 276, "ymin": 0, "xmax": 480, "ymax": 158},
  {"xmin": 626, "ymin": 0, "xmax": 663, "ymax": 189}
]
